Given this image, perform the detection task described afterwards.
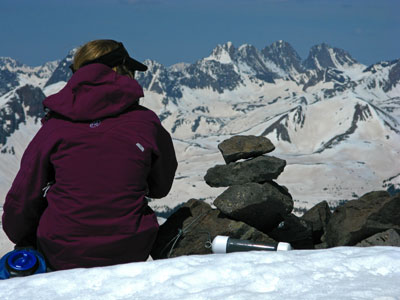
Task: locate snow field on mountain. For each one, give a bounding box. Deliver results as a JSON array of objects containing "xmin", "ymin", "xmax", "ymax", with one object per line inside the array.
[
  {"xmin": 273, "ymin": 101, "xmax": 400, "ymax": 208},
  {"xmin": 0, "ymin": 118, "xmax": 43, "ymax": 254},
  {"xmin": 277, "ymin": 160, "xmax": 380, "ymax": 209},
  {"xmin": 388, "ymin": 85, "xmax": 400, "ymax": 99},
  {"xmin": 1, "ymin": 246, "xmax": 399, "ymax": 300},
  {"xmin": 0, "ymin": 118, "xmax": 42, "ymax": 195}
]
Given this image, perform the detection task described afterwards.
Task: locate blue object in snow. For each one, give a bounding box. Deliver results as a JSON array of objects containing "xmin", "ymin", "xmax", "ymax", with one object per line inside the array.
[{"xmin": 0, "ymin": 249, "xmax": 47, "ymax": 279}]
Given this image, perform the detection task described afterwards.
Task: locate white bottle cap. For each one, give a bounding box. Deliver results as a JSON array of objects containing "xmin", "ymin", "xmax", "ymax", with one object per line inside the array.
[
  {"xmin": 277, "ymin": 242, "xmax": 292, "ymax": 251},
  {"xmin": 211, "ymin": 235, "xmax": 229, "ymax": 253}
]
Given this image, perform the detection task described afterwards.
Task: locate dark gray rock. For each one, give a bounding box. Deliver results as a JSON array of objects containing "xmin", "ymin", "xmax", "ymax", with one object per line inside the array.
[
  {"xmin": 217, "ymin": 135, "xmax": 275, "ymax": 164},
  {"xmin": 213, "ymin": 181, "xmax": 293, "ymax": 233},
  {"xmin": 303, "ymin": 43, "xmax": 358, "ymax": 71},
  {"xmin": 45, "ymin": 49, "xmax": 74, "ymax": 87},
  {"xmin": 0, "ymin": 85, "xmax": 45, "ymax": 146},
  {"xmin": 262, "ymin": 40, "xmax": 305, "ymax": 74},
  {"xmin": 267, "ymin": 214, "xmax": 314, "ymax": 249},
  {"xmin": 324, "ymin": 191, "xmax": 400, "ymax": 247},
  {"xmin": 301, "ymin": 201, "xmax": 331, "ymax": 244},
  {"xmin": 356, "ymin": 229, "xmax": 400, "ymax": 247},
  {"xmin": 204, "ymin": 155, "xmax": 286, "ymax": 187},
  {"xmin": 16, "ymin": 85, "xmax": 46, "ymax": 118},
  {"xmin": 0, "ymin": 67, "xmax": 19, "ymax": 97},
  {"xmin": 151, "ymin": 199, "xmax": 276, "ymax": 259}
]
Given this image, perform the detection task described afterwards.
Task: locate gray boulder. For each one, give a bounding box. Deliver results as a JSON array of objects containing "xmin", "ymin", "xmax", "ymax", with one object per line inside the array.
[
  {"xmin": 356, "ymin": 229, "xmax": 400, "ymax": 247},
  {"xmin": 324, "ymin": 191, "xmax": 400, "ymax": 247},
  {"xmin": 301, "ymin": 201, "xmax": 332, "ymax": 244},
  {"xmin": 267, "ymin": 214, "xmax": 314, "ymax": 249},
  {"xmin": 218, "ymin": 135, "xmax": 275, "ymax": 164},
  {"xmin": 204, "ymin": 155, "xmax": 286, "ymax": 187},
  {"xmin": 151, "ymin": 199, "xmax": 277, "ymax": 259},
  {"xmin": 213, "ymin": 181, "xmax": 293, "ymax": 233}
]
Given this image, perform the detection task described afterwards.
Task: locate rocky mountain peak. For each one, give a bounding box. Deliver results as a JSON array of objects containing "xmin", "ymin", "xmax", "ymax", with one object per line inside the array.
[
  {"xmin": 142, "ymin": 59, "xmax": 165, "ymax": 72},
  {"xmin": 262, "ymin": 40, "xmax": 304, "ymax": 74},
  {"xmin": 236, "ymin": 44, "xmax": 283, "ymax": 82},
  {"xmin": 361, "ymin": 59, "xmax": 400, "ymax": 93},
  {"xmin": 168, "ymin": 62, "xmax": 190, "ymax": 73},
  {"xmin": 206, "ymin": 42, "xmax": 237, "ymax": 64},
  {"xmin": 387, "ymin": 59, "xmax": 400, "ymax": 92},
  {"xmin": 0, "ymin": 57, "xmax": 58, "ymax": 77},
  {"xmin": 303, "ymin": 43, "xmax": 358, "ymax": 70},
  {"xmin": 266, "ymin": 40, "xmax": 297, "ymax": 53},
  {"xmin": 44, "ymin": 48, "xmax": 76, "ymax": 87},
  {"xmin": 0, "ymin": 57, "xmax": 57, "ymax": 96},
  {"xmin": 0, "ymin": 57, "xmax": 24, "ymax": 71},
  {"xmin": 237, "ymin": 44, "xmax": 257, "ymax": 56}
]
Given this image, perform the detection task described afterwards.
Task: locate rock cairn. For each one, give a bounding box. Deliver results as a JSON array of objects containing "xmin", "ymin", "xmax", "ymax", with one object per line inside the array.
[{"xmin": 151, "ymin": 135, "xmax": 400, "ymax": 259}]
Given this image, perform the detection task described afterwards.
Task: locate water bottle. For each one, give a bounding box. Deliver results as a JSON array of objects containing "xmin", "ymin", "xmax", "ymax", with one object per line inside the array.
[
  {"xmin": 0, "ymin": 249, "xmax": 47, "ymax": 279},
  {"xmin": 212, "ymin": 235, "xmax": 292, "ymax": 254}
]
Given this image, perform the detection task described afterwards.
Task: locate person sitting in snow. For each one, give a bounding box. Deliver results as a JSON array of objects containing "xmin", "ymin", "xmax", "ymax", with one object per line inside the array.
[{"xmin": 2, "ymin": 39, "xmax": 177, "ymax": 270}]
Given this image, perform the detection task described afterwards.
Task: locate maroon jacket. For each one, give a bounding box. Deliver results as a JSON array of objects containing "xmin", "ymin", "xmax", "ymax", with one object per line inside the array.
[{"xmin": 2, "ymin": 64, "xmax": 177, "ymax": 270}]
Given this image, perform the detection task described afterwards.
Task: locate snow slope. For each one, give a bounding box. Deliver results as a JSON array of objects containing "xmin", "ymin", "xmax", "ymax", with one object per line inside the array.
[{"xmin": 0, "ymin": 247, "xmax": 399, "ymax": 300}]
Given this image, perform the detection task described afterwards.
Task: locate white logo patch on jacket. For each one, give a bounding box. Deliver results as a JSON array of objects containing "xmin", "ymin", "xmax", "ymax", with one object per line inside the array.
[{"xmin": 136, "ymin": 143, "xmax": 145, "ymax": 152}]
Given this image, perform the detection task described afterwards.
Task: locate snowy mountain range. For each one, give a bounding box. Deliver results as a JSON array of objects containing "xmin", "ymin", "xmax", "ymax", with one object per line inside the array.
[{"xmin": 1, "ymin": 40, "xmax": 400, "ymax": 215}]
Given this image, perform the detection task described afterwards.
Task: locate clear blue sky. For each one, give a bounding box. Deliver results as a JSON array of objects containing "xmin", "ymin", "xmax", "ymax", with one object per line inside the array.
[{"xmin": 1, "ymin": 0, "xmax": 399, "ymax": 67}]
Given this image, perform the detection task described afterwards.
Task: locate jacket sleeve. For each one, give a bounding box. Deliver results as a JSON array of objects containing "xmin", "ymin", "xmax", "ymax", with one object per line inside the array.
[
  {"xmin": 147, "ymin": 123, "xmax": 177, "ymax": 199},
  {"xmin": 2, "ymin": 126, "xmax": 54, "ymax": 246}
]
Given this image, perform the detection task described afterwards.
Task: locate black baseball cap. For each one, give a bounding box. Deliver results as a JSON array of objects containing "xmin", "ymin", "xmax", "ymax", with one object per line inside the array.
[{"xmin": 70, "ymin": 42, "xmax": 147, "ymax": 73}]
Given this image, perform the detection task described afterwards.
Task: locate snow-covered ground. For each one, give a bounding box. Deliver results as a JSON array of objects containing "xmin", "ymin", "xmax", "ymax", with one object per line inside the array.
[{"xmin": 0, "ymin": 246, "xmax": 399, "ymax": 299}]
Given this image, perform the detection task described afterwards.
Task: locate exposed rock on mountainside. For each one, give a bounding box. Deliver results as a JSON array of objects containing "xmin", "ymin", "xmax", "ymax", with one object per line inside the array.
[
  {"xmin": 0, "ymin": 66, "xmax": 19, "ymax": 97},
  {"xmin": 262, "ymin": 40, "xmax": 305, "ymax": 74},
  {"xmin": 44, "ymin": 49, "xmax": 75, "ymax": 87},
  {"xmin": 303, "ymin": 43, "xmax": 358, "ymax": 70},
  {"xmin": 386, "ymin": 59, "xmax": 400, "ymax": 92},
  {"xmin": 0, "ymin": 57, "xmax": 58, "ymax": 97},
  {"xmin": 0, "ymin": 85, "xmax": 45, "ymax": 146}
]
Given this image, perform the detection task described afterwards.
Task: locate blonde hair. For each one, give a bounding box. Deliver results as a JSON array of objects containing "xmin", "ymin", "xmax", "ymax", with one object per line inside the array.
[{"xmin": 72, "ymin": 39, "xmax": 135, "ymax": 78}]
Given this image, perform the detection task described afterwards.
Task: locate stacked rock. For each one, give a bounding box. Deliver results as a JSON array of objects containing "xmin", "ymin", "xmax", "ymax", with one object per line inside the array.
[
  {"xmin": 204, "ymin": 135, "xmax": 293, "ymax": 233},
  {"xmin": 152, "ymin": 135, "xmax": 313, "ymax": 259}
]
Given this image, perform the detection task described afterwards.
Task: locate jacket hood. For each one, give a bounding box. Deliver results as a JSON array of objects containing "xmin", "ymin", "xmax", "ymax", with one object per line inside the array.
[{"xmin": 43, "ymin": 64, "xmax": 144, "ymax": 121}]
